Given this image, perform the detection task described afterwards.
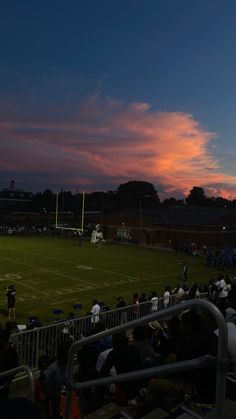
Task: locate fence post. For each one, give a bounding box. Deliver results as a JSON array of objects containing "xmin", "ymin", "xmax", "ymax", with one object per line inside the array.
[{"xmin": 35, "ymin": 328, "xmax": 40, "ymax": 369}]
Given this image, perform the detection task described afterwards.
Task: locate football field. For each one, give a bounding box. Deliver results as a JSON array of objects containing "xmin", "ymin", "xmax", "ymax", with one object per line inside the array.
[{"xmin": 0, "ymin": 236, "xmax": 230, "ymax": 324}]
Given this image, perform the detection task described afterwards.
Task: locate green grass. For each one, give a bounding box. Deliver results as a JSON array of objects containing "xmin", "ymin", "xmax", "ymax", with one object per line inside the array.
[{"xmin": 0, "ymin": 236, "xmax": 234, "ymax": 324}]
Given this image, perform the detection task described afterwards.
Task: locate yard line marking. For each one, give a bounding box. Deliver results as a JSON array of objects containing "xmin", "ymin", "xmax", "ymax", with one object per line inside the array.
[
  {"xmin": 63, "ymin": 289, "xmax": 74, "ymax": 294},
  {"xmin": 50, "ymin": 298, "xmax": 77, "ymax": 305},
  {"xmin": 1, "ymin": 255, "xmax": 90, "ymax": 286},
  {"xmin": 16, "ymin": 295, "xmax": 39, "ymax": 303},
  {"xmin": 94, "ymin": 266, "xmax": 137, "ymax": 280},
  {"xmin": 144, "ymin": 272, "xmax": 180, "ymax": 280},
  {"xmin": 10, "ymin": 277, "xmax": 169, "ymax": 305},
  {"xmin": 1, "ymin": 249, "xmax": 212, "ymax": 297},
  {"xmin": 4, "ymin": 246, "xmax": 139, "ymax": 281}
]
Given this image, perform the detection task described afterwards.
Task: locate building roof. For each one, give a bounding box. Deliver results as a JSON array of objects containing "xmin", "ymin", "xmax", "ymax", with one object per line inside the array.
[
  {"xmin": 0, "ymin": 190, "xmax": 33, "ymax": 201},
  {"xmin": 104, "ymin": 207, "xmax": 236, "ymax": 227}
]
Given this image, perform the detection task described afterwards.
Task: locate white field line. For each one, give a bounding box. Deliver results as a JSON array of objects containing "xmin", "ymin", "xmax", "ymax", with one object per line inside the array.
[
  {"xmin": 4, "ymin": 246, "xmax": 139, "ymax": 281},
  {"xmin": 145, "ymin": 270, "xmax": 194, "ymax": 280},
  {"xmin": 1, "ymin": 255, "xmax": 143, "ymax": 302},
  {"xmin": 93, "ymin": 266, "xmax": 137, "ymax": 280},
  {"xmin": 50, "ymin": 298, "xmax": 77, "ymax": 305},
  {"xmin": 17, "ymin": 277, "xmax": 165, "ymax": 305},
  {"xmin": 3, "ymin": 246, "xmax": 210, "ymax": 298},
  {"xmin": 48, "ymin": 279, "xmax": 166, "ymax": 306},
  {"xmin": 1, "ymin": 255, "xmax": 90, "ymax": 286}
]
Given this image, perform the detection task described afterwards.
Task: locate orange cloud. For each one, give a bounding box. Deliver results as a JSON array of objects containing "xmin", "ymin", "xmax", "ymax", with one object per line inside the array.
[{"xmin": 0, "ymin": 96, "xmax": 236, "ymax": 198}]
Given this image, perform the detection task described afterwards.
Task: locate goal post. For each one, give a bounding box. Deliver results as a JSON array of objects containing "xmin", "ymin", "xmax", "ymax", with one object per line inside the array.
[{"xmin": 55, "ymin": 191, "xmax": 85, "ymax": 234}]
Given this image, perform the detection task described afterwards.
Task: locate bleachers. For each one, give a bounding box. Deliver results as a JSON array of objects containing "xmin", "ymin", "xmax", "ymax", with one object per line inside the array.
[
  {"xmin": 65, "ymin": 299, "xmax": 228, "ymax": 419},
  {"xmin": 2, "ymin": 298, "xmax": 236, "ymax": 418}
]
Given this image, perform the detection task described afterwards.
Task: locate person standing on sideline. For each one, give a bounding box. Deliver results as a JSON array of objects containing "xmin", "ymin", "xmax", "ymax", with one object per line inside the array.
[
  {"xmin": 116, "ymin": 297, "xmax": 127, "ymax": 324},
  {"xmin": 6, "ymin": 285, "xmax": 16, "ymax": 319},
  {"xmin": 150, "ymin": 292, "xmax": 158, "ymax": 312},
  {"xmin": 182, "ymin": 262, "xmax": 188, "ymax": 282},
  {"xmin": 163, "ymin": 286, "xmax": 170, "ymax": 309},
  {"xmin": 90, "ymin": 299, "xmax": 101, "ymax": 325},
  {"xmin": 216, "ymin": 274, "xmax": 228, "ymax": 312}
]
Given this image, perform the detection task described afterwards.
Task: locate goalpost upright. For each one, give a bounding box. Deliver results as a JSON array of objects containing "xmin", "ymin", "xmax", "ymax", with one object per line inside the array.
[{"xmin": 55, "ymin": 190, "xmax": 85, "ymax": 234}]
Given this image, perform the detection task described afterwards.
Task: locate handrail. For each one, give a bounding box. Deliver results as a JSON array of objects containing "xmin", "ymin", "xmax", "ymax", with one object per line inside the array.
[
  {"xmin": 73, "ymin": 355, "xmax": 216, "ymax": 390},
  {"xmin": 65, "ymin": 299, "xmax": 228, "ymax": 419},
  {"xmin": 0, "ymin": 365, "xmax": 35, "ymax": 401}
]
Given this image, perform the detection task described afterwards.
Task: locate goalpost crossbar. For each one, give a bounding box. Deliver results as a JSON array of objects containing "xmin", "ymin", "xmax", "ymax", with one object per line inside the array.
[
  {"xmin": 55, "ymin": 226, "xmax": 83, "ymax": 233},
  {"xmin": 55, "ymin": 191, "xmax": 85, "ymax": 233}
]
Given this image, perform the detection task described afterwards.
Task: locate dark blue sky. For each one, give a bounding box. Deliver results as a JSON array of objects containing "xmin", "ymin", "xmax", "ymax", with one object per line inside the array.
[{"xmin": 0, "ymin": 0, "xmax": 236, "ymax": 198}]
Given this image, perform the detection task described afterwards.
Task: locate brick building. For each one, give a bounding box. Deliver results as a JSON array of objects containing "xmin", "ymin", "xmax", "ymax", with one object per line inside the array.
[{"xmin": 102, "ymin": 207, "xmax": 236, "ymax": 247}]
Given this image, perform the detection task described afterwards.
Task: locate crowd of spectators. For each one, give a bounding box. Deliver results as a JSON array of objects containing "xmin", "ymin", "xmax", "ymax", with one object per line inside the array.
[
  {"xmin": 13, "ymin": 278, "xmax": 232, "ymax": 416},
  {"xmin": 1, "ymin": 238, "xmax": 236, "ymax": 417},
  {"xmin": 0, "ymin": 224, "xmax": 51, "ymax": 235},
  {"xmin": 0, "ymin": 275, "xmax": 235, "ymax": 418},
  {"xmin": 168, "ymin": 239, "xmax": 200, "ymax": 256},
  {"xmin": 169, "ymin": 239, "xmax": 236, "ymax": 270},
  {"xmin": 72, "ymin": 278, "xmax": 236, "ymax": 416},
  {"xmin": 206, "ymin": 248, "xmax": 236, "ymax": 270}
]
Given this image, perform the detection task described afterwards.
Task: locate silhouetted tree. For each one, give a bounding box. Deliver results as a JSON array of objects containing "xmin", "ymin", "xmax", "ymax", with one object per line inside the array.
[
  {"xmin": 213, "ymin": 197, "xmax": 229, "ymax": 208},
  {"xmin": 185, "ymin": 186, "xmax": 208, "ymax": 207},
  {"xmin": 117, "ymin": 181, "xmax": 160, "ymax": 207}
]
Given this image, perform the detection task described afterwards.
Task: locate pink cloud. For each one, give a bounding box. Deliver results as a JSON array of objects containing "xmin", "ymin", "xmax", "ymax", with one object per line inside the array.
[{"xmin": 0, "ymin": 96, "xmax": 236, "ymax": 198}]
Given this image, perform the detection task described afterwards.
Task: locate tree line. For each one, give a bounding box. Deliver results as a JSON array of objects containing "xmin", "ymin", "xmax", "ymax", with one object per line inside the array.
[{"xmin": 27, "ymin": 182, "xmax": 236, "ymax": 214}]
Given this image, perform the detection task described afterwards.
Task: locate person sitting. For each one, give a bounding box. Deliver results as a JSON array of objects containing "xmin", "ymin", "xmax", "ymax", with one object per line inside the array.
[
  {"xmin": 132, "ymin": 325, "xmax": 160, "ymax": 367},
  {"xmin": 188, "ymin": 283, "xmax": 200, "ymax": 299},
  {"xmin": 42, "ymin": 341, "xmax": 73, "ymax": 418},
  {"xmin": 100, "ymin": 332, "xmax": 143, "ymax": 404},
  {"xmin": 148, "ymin": 310, "xmax": 218, "ymax": 409}
]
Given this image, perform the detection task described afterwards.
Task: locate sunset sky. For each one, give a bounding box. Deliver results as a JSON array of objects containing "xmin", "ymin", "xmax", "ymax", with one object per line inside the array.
[{"xmin": 0, "ymin": 0, "xmax": 236, "ymax": 199}]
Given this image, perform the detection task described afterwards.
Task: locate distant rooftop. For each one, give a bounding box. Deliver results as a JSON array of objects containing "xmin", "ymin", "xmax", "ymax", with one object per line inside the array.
[{"xmin": 105, "ymin": 207, "xmax": 236, "ymax": 227}]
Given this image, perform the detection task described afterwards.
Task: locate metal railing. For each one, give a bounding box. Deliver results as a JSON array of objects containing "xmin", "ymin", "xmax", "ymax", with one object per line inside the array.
[
  {"xmin": 65, "ymin": 299, "xmax": 228, "ymax": 419},
  {"xmin": 10, "ymin": 296, "xmax": 169, "ymax": 369},
  {"xmin": 11, "ymin": 293, "xmax": 208, "ymax": 369},
  {"xmin": 0, "ymin": 365, "xmax": 35, "ymax": 401}
]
